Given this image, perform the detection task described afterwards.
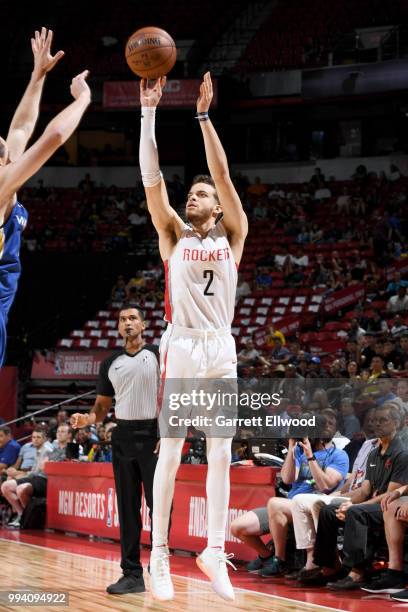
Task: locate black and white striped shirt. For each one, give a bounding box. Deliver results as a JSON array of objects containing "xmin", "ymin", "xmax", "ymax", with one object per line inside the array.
[{"xmin": 96, "ymin": 345, "xmax": 160, "ymax": 420}]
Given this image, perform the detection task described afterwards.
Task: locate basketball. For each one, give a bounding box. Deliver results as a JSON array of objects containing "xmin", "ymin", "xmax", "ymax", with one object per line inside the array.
[{"xmin": 125, "ymin": 26, "xmax": 177, "ymax": 79}]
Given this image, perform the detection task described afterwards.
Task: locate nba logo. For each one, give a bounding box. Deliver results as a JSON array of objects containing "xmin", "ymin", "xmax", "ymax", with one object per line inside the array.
[{"xmin": 107, "ymin": 488, "xmax": 114, "ymax": 527}]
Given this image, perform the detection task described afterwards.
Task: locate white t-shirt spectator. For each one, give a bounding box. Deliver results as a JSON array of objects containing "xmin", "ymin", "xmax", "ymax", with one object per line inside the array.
[
  {"xmin": 314, "ymin": 187, "xmax": 332, "ymax": 200},
  {"xmin": 128, "ymin": 212, "xmax": 147, "ymax": 226},
  {"xmin": 268, "ymin": 187, "xmax": 286, "ymax": 199},
  {"xmin": 275, "ymin": 254, "xmax": 290, "ymax": 268},
  {"xmin": 291, "ymin": 254, "xmax": 309, "ymax": 267},
  {"xmin": 337, "ymin": 194, "xmax": 351, "ymax": 209},
  {"xmin": 236, "ymin": 281, "xmax": 251, "ymax": 299},
  {"xmin": 387, "ymin": 295, "xmax": 408, "ymax": 313}
]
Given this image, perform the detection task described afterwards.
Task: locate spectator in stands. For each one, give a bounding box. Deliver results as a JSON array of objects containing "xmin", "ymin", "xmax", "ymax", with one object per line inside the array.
[
  {"xmin": 78, "ymin": 173, "xmax": 95, "ymax": 194},
  {"xmin": 247, "ymin": 176, "xmax": 267, "ymax": 198},
  {"xmin": 6, "ymin": 429, "xmax": 53, "ymax": 479},
  {"xmin": 268, "ymin": 184, "xmax": 286, "ymax": 200},
  {"xmin": 384, "ymin": 338, "xmax": 404, "ymax": 370},
  {"xmin": 314, "ymin": 181, "xmax": 331, "ymax": 201},
  {"xmin": 274, "ymin": 246, "xmax": 291, "ymax": 271},
  {"xmin": 399, "ymin": 333, "xmax": 408, "ymax": 364},
  {"xmin": 348, "ymin": 318, "xmax": 366, "ymax": 342},
  {"xmin": 293, "ymin": 434, "xmax": 380, "ymax": 586},
  {"xmin": 309, "ymin": 167, "xmax": 325, "ymax": 189},
  {"xmin": 321, "ymin": 408, "xmax": 350, "ymax": 450},
  {"xmin": 390, "ymin": 314, "xmax": 408, "ymax": 338},
  {"xmin": 111, "ymin": 275, "xmax": 127, "ymax": 302},
  {"xmin": 49, "ymin": 423, "xmax": 73, "ymax": 460},
  {"xmin": 361, "ymin": 333, "xmax": 377, "ymax": 368},
  {"xmin": 389, "ymin": 163, "xmax": 401, "ymax": 182},
  {"xmin": 236, "ymin": 274, "xmax": 251, "ymax": 301},
  {"xmin": 0, "ymin": 427, "xmax": 20, "ymax": 476},
  {"xmin": 74, "ymin": 427, "xmax": 95, "ymax": 456},
  {"xmin": 253, "ymin": 200, "xmax": 268, "ymax": 219},
  {"xmin": 255, "ymin": 267, "xmax": 272, "ymax": 290},
  {"xmin": 336, "ymin": 186, "xmax": 351, "ymax": 214},
  {"xmin": 238, "ymin": 341, "xmax": 270, "ymax": 368},
  {"xmin": 339, "ymin": 398, "xmax": 361, "ymax": 440},
  {"xmin": 1, "ymin": 428, "xmax": 53, "ymax": 528},
  {"xmin": 296, "ymin": 226, "xmax": 310, "ymax": 244},
  {"xmin": 309, "ymin": 224, "xmax": 323, "ymax": 243},
  {"xmin": 360, "ymin": 483, "xmax": 408, "ymax": 596},
  {"xmin": 48, "ymin": 409, "xmax": 69, "ymax": 441},
  {"xmin": 231, "ymin": 414, "xmax": 348, "ymax": 577},
  {"xmin": 394, "ymin": 380, "xmax": 408, "ymax": 416},
  {"xmin": 270, "ymin": 337, "xmax": 291, "ymax": 366},
  {"xmin": 387, "ymin": 286, "xmax": 408, "ymax": 314},
  {"xmin": 366, "ymin": 309, "xmax": 388, "ymax": 334},
  {"xmin": 367, "ymin": 355, "xmax": 386, "ymax": 383},
  {"xmin": 352, "ymin": 164, "xmax": 368, "ymax": 182},
  {"xmin": 386, "ymin": 272, "xmax": 408, "ymax": 295},
  {"xmin": 311, "ymin": 403, "xmax": 408, "ymax": 590},
  {"xmin": 291, "ymin": 246, "xmax": 309, "ymax": 268}
]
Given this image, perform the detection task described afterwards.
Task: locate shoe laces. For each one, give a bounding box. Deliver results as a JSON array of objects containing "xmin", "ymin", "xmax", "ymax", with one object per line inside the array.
[
  {"xmin": 152, "ymin": 552, "xmax": 171, "ymax": 584},
  {"xmin": 215, "ymin": 551, "xmax": 237, "ymax": 572}
]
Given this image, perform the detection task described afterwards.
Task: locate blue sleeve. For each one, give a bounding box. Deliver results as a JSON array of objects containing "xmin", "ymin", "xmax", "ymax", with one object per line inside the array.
[
  {"xmin": 0, "ymin": 443, "xmax": 20, "ymax": 466},
  {"xmin": 328, "ymin": 449, "xmax": 349, "ymax": 478},
  {"xmin": 294, "ymin": 445, "xmax": 302, "ymax": 469}
]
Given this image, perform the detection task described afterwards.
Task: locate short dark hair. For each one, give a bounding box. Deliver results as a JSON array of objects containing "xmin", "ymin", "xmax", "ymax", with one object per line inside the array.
[
  {"xmin": 191, "ymin": 174, "xmax": 220, "ymax": 204},
  {"xmin": 33, "ymin": 427, "xmax": 47, "ymax": 436},
  {"xmin": 0, "ymin": 426, "xmax": 11, "ymax": 436},
  {"xmin": 118, "ymin": 305, "xmax": 145, "ymax": 320}
]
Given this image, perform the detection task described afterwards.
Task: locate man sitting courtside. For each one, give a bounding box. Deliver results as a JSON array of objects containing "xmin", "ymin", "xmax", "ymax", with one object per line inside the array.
[
  {"xmin": 302, "ymin": 403, "xmax": 408, "ymax": 590},
  {"xmin": 1, "ymin": 428, "xmax": 52, "ymax": 528},
  {"xmin": 0, "ymin": 427, "xmax": 20, "ymax": 476}
]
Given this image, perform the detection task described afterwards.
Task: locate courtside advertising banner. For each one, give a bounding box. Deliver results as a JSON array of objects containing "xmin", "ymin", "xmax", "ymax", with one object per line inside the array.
[
  {"xmin": 31, "ymin": 350, "xmax": 112, "ymax": 379},
  {"xmin": 45, "ymin": 462, "xmax": 276, "ymax": 561},
  {"xmin": 103, "ymin": 78, "xmax": 218, "ymax": 108}
]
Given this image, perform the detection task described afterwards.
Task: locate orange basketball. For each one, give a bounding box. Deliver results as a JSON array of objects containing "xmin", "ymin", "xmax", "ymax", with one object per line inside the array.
[{"xmin": 125, "ymin": 26, "xmax": 177, "ymax": 79}]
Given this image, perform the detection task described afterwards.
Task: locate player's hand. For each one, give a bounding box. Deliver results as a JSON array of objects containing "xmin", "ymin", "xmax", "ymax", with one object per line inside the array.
[
  {"xmin": 196, "ymin": 71, "xmax": 213, "ymax": 114},
  {"xmin": 140, "ymin": 76, "xmax": 166, "ymax": 107},
  {"xmin": 32, "ymin": 27, "xmax": 64, "ymax": 78},
  {"xmin": 70, "ymin": 71, "xmax": 91, "ymax": 101},
  {"xmin": 154, "ymin": 440, "xmax": 161, "ymax": 454},
  {"xmin": 6, "ymin": 467, "xmax": 17, "ymax": 478},
  {"xmin": 396, "ymin": 502, "xmax": 408, "ymax": 521},
  {"xmin": 70, "ymin": 413, "xmax": 90, "ymax": 429},
  {"xmin": 381, "ymin": 489, "xmax": 402, "ymax": 512}
]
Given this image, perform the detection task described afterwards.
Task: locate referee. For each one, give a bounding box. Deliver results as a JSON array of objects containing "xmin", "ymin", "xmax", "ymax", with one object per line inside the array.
[{"xmin": 71, "ymin": 305, "xmax": 160, "ymax": 594}]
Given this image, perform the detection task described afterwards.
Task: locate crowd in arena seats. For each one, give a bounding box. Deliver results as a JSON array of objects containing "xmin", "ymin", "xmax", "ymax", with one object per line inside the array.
[
  {"xmin": 238, "ymin": 0, "xmax": 408, "ymax": 71},
  {"xmin": 0, "ymin": 409, "xmax": 117, "ymax": 529}
]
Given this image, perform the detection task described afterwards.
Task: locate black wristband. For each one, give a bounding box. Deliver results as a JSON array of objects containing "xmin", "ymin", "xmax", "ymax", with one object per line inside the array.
[{"xmin": 307, "ymin": 455, "xmax": 316, "ymax": 462}]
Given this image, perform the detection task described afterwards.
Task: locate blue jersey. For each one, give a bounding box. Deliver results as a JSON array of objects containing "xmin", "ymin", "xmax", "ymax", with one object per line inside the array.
[{"xmin": 0, "ymin": 201, "xmax": 28, "ymax": 320}]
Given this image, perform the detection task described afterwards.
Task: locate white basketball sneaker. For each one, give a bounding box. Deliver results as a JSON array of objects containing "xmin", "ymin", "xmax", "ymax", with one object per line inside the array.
[
  {"xmin": 149, "ymin": 547, "xmax": 174, "ymax": 601},
  {"xmin": 196, "ymin": 547, "xmax": 236, "ymax": 601}
]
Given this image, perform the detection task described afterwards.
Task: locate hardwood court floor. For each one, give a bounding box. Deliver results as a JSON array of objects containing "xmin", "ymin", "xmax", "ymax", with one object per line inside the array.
[{"xmin": 0, "ymin": 529, "xmax": 398, "ymax": 611}]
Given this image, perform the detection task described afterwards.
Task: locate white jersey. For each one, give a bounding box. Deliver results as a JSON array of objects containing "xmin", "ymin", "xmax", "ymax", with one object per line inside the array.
[{"xmin": 164, "ymin": 221, "xmax": 238, "ymax": 330}]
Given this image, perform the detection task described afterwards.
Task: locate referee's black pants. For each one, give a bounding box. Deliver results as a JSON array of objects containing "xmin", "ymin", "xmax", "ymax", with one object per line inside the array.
[
  {"xmin": 313, "ymin": 503, "xmax": 384, "ymax": 570},
  {"xmin": 111, "ymin": 419, "xmax": 158, "ymax": 577}
]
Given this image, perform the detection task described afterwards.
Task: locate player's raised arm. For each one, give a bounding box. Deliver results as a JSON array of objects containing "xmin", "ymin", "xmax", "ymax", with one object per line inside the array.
[
  {"xmin": 139, "ymin": 77, "xmax": 184, "ymax": 256},
  {"xmin": 6, "ymin": 27, "xmax": 64, "ymax": 163},
  {"xmin": 196, "ymin": 72, "xmax": 248, "ymax": 244},
  {"xmin": 0, "ymin": 71, "xmax": 91, "ymax": 203}
]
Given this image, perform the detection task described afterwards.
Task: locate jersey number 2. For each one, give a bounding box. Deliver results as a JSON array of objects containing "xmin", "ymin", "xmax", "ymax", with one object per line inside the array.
[{"xmin": 203, "ymin": 270, "xmax": 214, "ymax": 296}]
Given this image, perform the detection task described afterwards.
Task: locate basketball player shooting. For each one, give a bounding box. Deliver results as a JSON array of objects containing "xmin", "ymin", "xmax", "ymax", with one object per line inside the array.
[
  {"xmin": 0, "ymin": 28, "xmax": 91, "ymax": 366},
  {"xmin": 139, "ymin": 72, "xmax": 248, "ymax": 601}
]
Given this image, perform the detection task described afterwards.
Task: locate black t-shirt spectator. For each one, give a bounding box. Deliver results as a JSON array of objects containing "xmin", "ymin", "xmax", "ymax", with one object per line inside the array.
[{"xmin": 364, "ymin": 436, "xmax": 408, "ymax": 496}]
